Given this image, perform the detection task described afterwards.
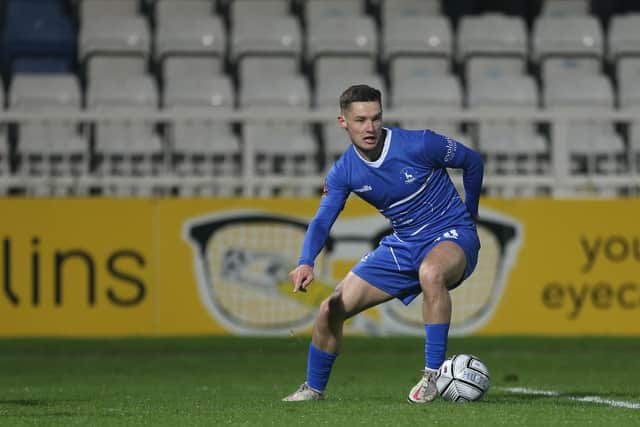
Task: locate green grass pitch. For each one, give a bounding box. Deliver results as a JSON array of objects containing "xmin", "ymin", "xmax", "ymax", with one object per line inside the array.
[{"xmin": 0, "ymin": 336, "xmax": 639, "ymax": 426}]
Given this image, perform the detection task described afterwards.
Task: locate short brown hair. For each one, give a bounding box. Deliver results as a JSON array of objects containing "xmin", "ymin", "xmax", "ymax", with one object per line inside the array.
[{"xmin": 339, "ymin": 84, "xmax": 382, "ymax": 112}]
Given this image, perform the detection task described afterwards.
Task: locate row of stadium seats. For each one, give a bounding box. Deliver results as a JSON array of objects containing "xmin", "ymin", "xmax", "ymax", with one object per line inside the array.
[
  {"xmin": 3, "ymin": 0, "xmax": 640, "ymax": 78},
  {"xmin": 0, "ymin": 69, "xmax": 637, "ymax": 180},
  {"xmin": 0, "ymin": 0, "xmax": 639, "ymax": 197}
]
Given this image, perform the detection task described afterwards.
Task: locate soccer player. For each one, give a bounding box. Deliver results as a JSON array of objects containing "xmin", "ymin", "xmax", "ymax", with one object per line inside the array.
[{"xmin": 282, "ymin": 85, "xmax": 483, "ymax": 403}]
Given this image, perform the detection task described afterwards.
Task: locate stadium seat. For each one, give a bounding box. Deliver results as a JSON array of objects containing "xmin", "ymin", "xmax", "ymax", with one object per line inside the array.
[
  {"xmin": 467, "ymin": 75, "xmax": 547, "ymax": 180},
  {"xmin": 2, "ymin": 0, "xmax": 76, "ymax": 75},
  {"xmin": 607, "ymin": 13, "xmax": 640, "ymax": 64},
  {"xmin": 162, "ymin": 57, "xmax": 224, "ymax": 83},
  {"xmin": 230, "ymin": 0, "xmax": 290, "ymax": 25},
  {"xmin": 87, "ymin": 75, "xmax": 164, "ymax": 194},
  {"xmin": 87, "ymin": 56, "xmax": 147, "ymax": 82},
  {"xmin": 616, "ymin": 62, "xmax": 640, "ymax": 174},
  {"xmin": 79, "ymin": 16, "xmax": 151, "ymax": 65},
  {"xmin": 540, "ymin": 0, "xmax": 589, "ymax": 17},
  {"xmin": 380, "ymin": 0, "xmax": 441, "ymax": 26},
  {"xmin": 465, "ymin": 57, "xmax": 527, "ymax": 82},
  {"xmin": 9, "ymin": 73, "xmax": 87, "ymax": 189},
  {"xmin": 306, "ymin": 16, "xmax": 377, "ymax": 64},
  {"xmin": 532, "ymin": 16, "xmax": 604, "ymax": 81},
  {"xmin": 304, "ymin": 0, "xmax": 364, "ymax": 26},
  {"xmin": 540, "ymin": 57, "xmax": 602, "ymax": 81},
  {"xmin": 544, "ymin": 73, "xmax": 624, "ymax": 175},
  {"xmin": 314, "ymin": 57, "xmax": 376, "ymax": 90},
  {"xmin": 155, "ymin": 16, "xmax": 226, "ymax": 68},
  {"xmin": 79, "ymin": 0, "xmax": 139, "ymax": 22},
  {"xmin": 390, "ymin": 74, "xmax": 466, "ymax": 147},
  {"xmin": 457, "ymin": 13, "xmax": 528, "ymax": 82},
  {"xmin": 155, "ymin": 0, "xmax": 215, "ymax": 24},
  {"xmin": 239, "ymin": 57, "xmax": 299, "ymax": 84},
  {"xmin": 163, "ymin": 75, "xmax": 241, "ymax": 196},
  {"xmin": 382, "ymin": 16, "xmax": 452, "ymax": 78},
  {"xmin": 389, "ymin": 57, "xmax": 450, "ymax": 84},
  {"xmin": 617, "ymin": 57, "xmax": 640, "ymax": 101},
  {"xmin": 239, "ymin": 75, "xmax": 317, "ymax": 195},
  {"xmin": 230, "ymin": 16, "xmax": 302, "ymax": 65}
]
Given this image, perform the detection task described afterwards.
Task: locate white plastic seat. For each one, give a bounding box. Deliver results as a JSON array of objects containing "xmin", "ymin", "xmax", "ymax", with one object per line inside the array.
[
  {"xmin": 618, "ymin": 71, "xmax": 640, "ymax": 172},
  {"xmin": 155, "ymin": 16, "xmax": 225, "ymax": 65},
  {"xmin": 9, "ymin": 74, "xmax": 87, "ymax": 181},
  {"xmin": 458, "ymin": 13, "xmax": 527, "ymax": 60},
  {"xmin": 230, "ymin": 16, "xmax": 302, "ymax": 64},
  {"xmin": 532, "ymin": 15, "xmax": 604, "ymax": 80},
  {"xmin": 466, "ymin": 57, "xmax": 527, "ymax": 83},
  {"xmin": 240, "ymin": 75, "xmax": 318, "ymax": 195},
  {"xmin": 618, "ymin": 58, "xmax": 640, "ymax": 107},
  {"xmin": 540, "ymin": 57, "xmax": 601, "ymax": 81},
  {"xmin": 79, "ymin": 16, "xmax": 151, "ymax": 64},
  {"xmin": 87, "ymin": 56, "xmax": 147, "ymax": 82},
  {"xmin": 155, "ymin": 0, "xmax": 215, "ymax": 24},
  {"xmin": 607, "ymin": 13, "xmax": 640, "ymax": 64},
  {"xmin": 230, "ymin": 0, "xmax": 289, "ymax": 24},
  {"xmin": 314, "ymin": 57, "xmax": 376, "ymax": 88},
  {"xmin": 79, "ymin": 0, "xmax": 139, "ymax": 23},
  {"xmin": 541, "ymin": 0, "xmax": 589, "ymax": 17},
  {"xmin": 544, "ymin": 73, "xmax": 624, "ymax": 175},
  {"xmin": 163, "ymin": 75, "xmax": 241, "ymax": 194},
  {"xmin": 389, "ymin": 57, "xmax": 450, "ymax": 83},
  {"xmin": 306, "ymin": 16, "xmax": 377, "ymax": 63},
  {"xmin": 467, "ymin": 75, "xmax": 547, "ymax": 175},
  {"xmin": 457, "ymin": 13, "xmax": 527, "ymax": 81},
  {"xmin": 382, "ymin": 16, "xmax": 452, "ymax": 69},
  {"xmin": 304, "ymin": 0, "xmax": 363, "ymax": 25},
  {"xmin": 87, "ymin": 75, "xmax": 164, "ymax": 183},
  {"xmin": 162, "ymin": 57, "xmax": 223, "ymax": 82},
  {"xmin": 391, "ymin": 74, "xmax": 466, "ymax": 146},
  {"xmin": 380, "ymin": 0, "xmax": 441, "ymax": 26},
  {"xmin": 239, "ymin": 57, "xmax": 298, "ymax": 83}
]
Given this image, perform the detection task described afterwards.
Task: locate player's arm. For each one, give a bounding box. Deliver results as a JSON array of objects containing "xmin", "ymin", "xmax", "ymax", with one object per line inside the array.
[
  {"xmin": 290, "ymin": 171, "xmax": 349, "ymax": 293},
  {"xmin": 423, "ymin": 130, "xmax": 484, "ymax": 218}
]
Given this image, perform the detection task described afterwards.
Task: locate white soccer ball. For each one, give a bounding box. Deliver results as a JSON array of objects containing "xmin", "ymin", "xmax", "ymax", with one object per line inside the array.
[{"xmin": 436, "ymin": 354, "xmax": 490, "ymax": 402}]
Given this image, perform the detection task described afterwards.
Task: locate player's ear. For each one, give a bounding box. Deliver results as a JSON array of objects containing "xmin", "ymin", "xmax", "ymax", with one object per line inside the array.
[{"xmin": 337, "ymin": 114, "xmax": 347, "ymax": 129}]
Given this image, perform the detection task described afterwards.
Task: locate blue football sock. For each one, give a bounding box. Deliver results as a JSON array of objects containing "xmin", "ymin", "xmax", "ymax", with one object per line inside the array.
[
  {"xmin": 425, "ymin": 323, "xmax": 450, "ymax": 370},
  {"xmin": 306, "ymin": 343, "xmax": 337, "ymax": 393}
]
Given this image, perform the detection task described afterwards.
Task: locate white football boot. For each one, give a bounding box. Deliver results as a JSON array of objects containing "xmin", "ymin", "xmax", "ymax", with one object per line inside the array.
[
  {"xmin": 282, "ymin": 383, "xmax": 325, "ymax": 401},
  {"xmin": 407, "ymin": 368, "xmax": 438, "ymax": 403}
]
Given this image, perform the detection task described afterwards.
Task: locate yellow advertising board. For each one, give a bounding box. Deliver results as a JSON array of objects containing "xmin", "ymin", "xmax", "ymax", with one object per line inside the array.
[
  {"xmin": 0, "ymin": 199, "xmax": 154, "ymax": 336},
  {"xmin": 0, "ymin": 197, "xmax": 638, "ymax": 336}
]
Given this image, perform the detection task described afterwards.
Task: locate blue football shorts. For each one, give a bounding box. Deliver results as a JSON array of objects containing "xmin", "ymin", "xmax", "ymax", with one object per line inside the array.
[{"xmin": 351, "ymin": 226, "xmax": 481, "ymax": 305}]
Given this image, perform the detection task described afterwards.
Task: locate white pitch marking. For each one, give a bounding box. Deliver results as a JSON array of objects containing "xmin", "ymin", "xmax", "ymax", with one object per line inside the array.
[{"xmin": 499, "ymin": 387, "xmax": 640, "ymax": 410}]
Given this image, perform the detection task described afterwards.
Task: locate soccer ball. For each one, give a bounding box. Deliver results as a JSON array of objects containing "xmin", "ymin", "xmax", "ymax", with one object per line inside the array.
[{"xmin": 436, "ymin": 354, "xmax": 490, "ymax": 402}]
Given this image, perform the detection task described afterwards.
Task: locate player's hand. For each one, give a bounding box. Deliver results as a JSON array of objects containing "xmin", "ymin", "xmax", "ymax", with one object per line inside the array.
[{"xmin": 289, "ymin": 264, "xmax": 314, "ymax": 294}]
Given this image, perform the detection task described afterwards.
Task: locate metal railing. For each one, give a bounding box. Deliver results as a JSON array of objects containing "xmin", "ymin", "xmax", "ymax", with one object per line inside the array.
[{"xmin": 0, "ymin": 108, "xmax": 638, "ymax": 197}]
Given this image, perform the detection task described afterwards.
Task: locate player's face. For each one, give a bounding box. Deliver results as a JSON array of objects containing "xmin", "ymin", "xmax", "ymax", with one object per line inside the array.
[{"xmin": 338, "ymin": 101, "xmax": 384, "ymax": 160}]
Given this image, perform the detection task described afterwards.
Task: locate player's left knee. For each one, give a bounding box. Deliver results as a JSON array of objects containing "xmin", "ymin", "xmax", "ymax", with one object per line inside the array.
[
  {"xmin": 318, "ymin": 289, "xmax": 345, "ymax": 321},
  {"xmin": 419, "ymin": 263, "xmax": 447, "ymax": 290}
]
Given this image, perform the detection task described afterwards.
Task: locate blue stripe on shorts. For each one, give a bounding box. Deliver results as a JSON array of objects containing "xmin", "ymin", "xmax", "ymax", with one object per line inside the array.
[{"xmin": 351, "ymin": 226, "xmax": 480, "ymax": 305}]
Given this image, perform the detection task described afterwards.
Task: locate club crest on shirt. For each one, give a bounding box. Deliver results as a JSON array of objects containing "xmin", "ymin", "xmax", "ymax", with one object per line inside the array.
[{"xmin": 400, "ymin": 167, "xmax": 417, "ymax": 184}]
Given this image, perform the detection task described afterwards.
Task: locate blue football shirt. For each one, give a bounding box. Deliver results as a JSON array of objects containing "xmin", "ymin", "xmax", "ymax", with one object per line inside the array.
[{"xmin": 299, "ymin": 127, "xmax": 483, "ymax": 267}]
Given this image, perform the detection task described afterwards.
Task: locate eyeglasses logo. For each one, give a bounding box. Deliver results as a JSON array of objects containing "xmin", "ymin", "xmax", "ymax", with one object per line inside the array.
[{"xmin": 183, "ymin": 208, "xmax": 522, "ymax": 336}]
